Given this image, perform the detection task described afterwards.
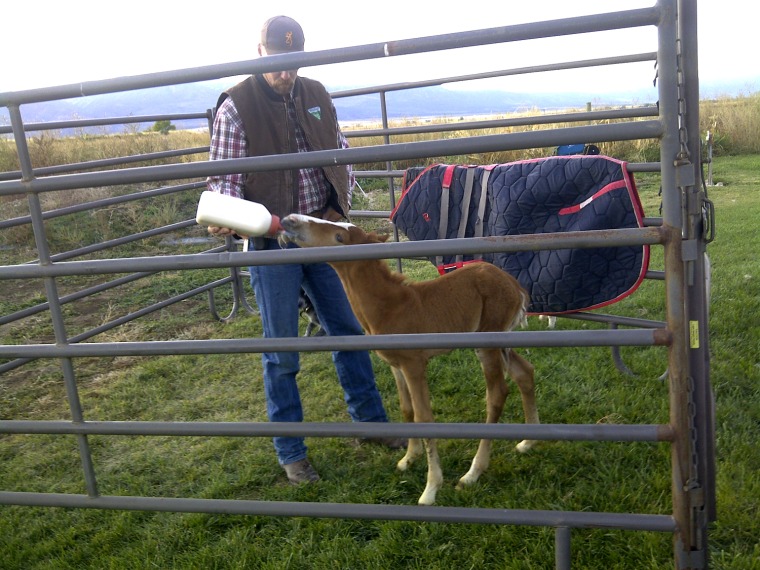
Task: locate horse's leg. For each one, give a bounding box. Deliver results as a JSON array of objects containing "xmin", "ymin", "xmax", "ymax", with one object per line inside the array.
[
  {"xmin": 391, "ymin": 366, "xmax": 424, "ymax": 471},
  {"xmin": 396, "ymin": 359, "xmax": 442, "ymax": 506},
  {"xmin": 457, "ymin": 348, "xmax": 509, "ymax": 489},
  {"xmin": 504, "ymin": 349, "xmax": 540, "ymax": 452}
]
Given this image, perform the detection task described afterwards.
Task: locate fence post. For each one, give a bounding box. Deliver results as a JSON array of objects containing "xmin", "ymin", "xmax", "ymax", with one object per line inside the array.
[{"xmin": 555, "ymin": 526, "xmax": 571, "ymax": 570}]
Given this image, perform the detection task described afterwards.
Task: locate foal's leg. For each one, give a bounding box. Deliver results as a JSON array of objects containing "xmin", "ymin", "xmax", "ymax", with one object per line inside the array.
[
  {"xmin": 391, "ymin": 367, "xmax": 423, "ymax": 471},
  {"xmin": 395, "ymin": 360, "xmax": 442, "ymax": 506},
  {"xmin": 504, "ymin": 349, "xmax": 540, "ymax": 452},
  {"xmin": 457, "ymin": 348, "xmax": 509, "ymax": 489}
]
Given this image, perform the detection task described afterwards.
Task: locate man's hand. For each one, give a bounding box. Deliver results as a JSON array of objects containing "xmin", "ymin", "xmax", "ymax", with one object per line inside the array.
[
  {"xmin": 322, "ymin": 207, "xmax": 344, "ymax": 222},
  {"xmin": 207, "ymin": 226, "xmax": 248, "ymax": 239}
]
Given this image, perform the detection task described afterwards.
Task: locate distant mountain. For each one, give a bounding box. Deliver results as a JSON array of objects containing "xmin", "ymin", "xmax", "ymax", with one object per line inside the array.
[
  {"xmin": 12, "ymin": 80, "xmax": 231, "ymax": 133},
  {"xmin": 2, "ymin": 79, "xmax": 667, "ymax": 135},
  {"xmin": 332, "ymin": 86, "xmax": 656, "ymax": 122}
]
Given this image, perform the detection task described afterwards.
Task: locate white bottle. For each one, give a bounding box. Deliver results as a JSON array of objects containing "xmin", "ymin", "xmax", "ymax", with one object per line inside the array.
[{"xmin": 195, "ymin": 191, "xmax": 282, "ymax": 236}]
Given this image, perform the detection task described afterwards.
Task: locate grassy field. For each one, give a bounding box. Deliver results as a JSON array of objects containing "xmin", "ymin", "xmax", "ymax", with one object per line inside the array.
[{"xmin": 0, "ymin": 155, "xmax": 759, "ymax": 569}]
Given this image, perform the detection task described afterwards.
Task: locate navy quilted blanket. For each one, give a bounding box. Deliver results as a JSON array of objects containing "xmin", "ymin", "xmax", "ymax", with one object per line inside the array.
[{"xmin": 390, "ymin": 155, "xmax": 649, "ymax": 315}]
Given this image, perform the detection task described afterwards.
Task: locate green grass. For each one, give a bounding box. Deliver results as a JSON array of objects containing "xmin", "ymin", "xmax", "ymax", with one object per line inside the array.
[{"xmin": 1, "ymin": 156, "xmax": 759, "ymax": 568}]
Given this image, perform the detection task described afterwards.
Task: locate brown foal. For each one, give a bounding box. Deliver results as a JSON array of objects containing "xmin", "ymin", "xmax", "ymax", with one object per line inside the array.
[{"xmin": 279, "ymin": 214, "xmax": 540, "ymax": 505}]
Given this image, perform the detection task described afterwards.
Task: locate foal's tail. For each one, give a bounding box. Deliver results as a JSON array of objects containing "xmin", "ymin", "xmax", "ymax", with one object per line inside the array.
[{"xmin": 510, "ymin": 289, "xmax": 530, "ymax": 331}]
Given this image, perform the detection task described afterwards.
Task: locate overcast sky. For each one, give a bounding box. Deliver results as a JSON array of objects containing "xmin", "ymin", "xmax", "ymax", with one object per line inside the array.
[{"xmin": 2, "ymin": 0, "xmax": 757, "ymax": 98}]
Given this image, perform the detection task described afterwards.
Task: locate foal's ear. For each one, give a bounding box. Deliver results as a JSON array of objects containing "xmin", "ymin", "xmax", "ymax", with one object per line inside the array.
[
  {"xmin": 347, "ymin": 225, "xmax": 370, "ymax": 243},
  {"xmin": 365, "ymin": 231, "xmax": 390, "ymax": 243}
]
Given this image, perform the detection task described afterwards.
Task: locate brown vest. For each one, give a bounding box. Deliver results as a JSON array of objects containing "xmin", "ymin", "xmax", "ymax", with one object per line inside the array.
[{"xmin": 219, "ymin": 75, "xmax": 350, "ymax": 219}]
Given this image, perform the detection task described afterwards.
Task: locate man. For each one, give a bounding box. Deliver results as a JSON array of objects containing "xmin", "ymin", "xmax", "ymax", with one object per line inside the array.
[{"xmin": 206, "ymin": 15, "xmax": 403, "ymax": 485}]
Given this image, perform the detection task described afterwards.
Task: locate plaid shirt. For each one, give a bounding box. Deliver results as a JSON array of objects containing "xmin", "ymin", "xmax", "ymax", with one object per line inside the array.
[{"xmin": 207, "ymin": 95, "xmax": 353, "ymax": 215}]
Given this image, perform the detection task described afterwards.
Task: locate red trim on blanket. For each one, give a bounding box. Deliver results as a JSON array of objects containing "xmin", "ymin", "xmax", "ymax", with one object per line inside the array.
[
  {"xmin": 558, "ymin": 179, "xmax": 628, "ymax": 215},
  {"xmin": 442, "ymin": 164, "xmax": 456, "ymax": 189},
  {"xmin": 436, "ymin": 259, "xmax": 484, "ymax": 275},
  {"xmin": 620, "ymin": 161, "xmax": 647, "ymax": 229}
]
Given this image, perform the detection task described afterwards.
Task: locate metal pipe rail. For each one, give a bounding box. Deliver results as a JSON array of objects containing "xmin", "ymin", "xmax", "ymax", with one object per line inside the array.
[
  {"xmin": 0, "ymin": 328, "xmax": 669, "ymax": 360},
  {"xmin": 0, "ymin": 491, "xmax": 676, "ymax": 533},
  {"xmin": 0, "ymin": 112, "xmax": 209, "ymax": 135},
  {"xmin": 0, "ymin": 238, "xmax": 227, "ymax": 330},
  {"xmin": 344, "ymin": 106, "xmax": 660, "ymax": 139},
  {"xmin": 0, "ymin": 121, "xmax": 663, "ymax": 197},
  {"xmin": 331, "ymin": 52, "xmax": 658, "ymax": 99},
  {"xmin": 0, "ymin": 273, "xmax": 233, "ymax": 375},
  {"xmin": 0, "ymin": 181, "xmax": 206, "ymax": 229},
  {"xmin": 0, "ymin": 226, "xmax": 665, "ymax": 279},
  {"xmin": 0, "ymin": 419, "xmax": 673, "ymax": 441},
  {"xmin": 42, "ymin": 219, "xmax": 199, "ymax": 263},
  {"xmin": 0, "ymin": 147, "xmax": 208, "ymax": 182}
]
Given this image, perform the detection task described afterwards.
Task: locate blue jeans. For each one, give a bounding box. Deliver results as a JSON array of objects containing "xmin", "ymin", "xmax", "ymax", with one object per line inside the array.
[{"xmin": 248, "ymin": 238, "xmax": 389, "ymax": 465}]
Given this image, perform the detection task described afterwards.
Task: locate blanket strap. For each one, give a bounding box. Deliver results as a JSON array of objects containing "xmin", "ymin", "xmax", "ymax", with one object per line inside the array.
[
  {"xmin": 436, "ymin": 165, "xmax": 456, "ymax": 267},
  {"xmin": 473, "ymin": 165, "xmax": 495, "ymax": 260},
  {"xmin": 455, "ymin": 167, "xmax": 477, "ymax": 264}
]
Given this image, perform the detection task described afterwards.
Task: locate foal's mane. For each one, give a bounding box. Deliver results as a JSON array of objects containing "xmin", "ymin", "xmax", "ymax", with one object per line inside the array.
[{"xmin": 349, "ymin": 228, "xmax": 410, "ymax": 287}]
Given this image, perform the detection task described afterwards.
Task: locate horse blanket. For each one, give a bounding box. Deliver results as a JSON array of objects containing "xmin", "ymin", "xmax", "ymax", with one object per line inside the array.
[{"xmin": 390, "ymin": 155, "xmax": 649, "ymax": 315}]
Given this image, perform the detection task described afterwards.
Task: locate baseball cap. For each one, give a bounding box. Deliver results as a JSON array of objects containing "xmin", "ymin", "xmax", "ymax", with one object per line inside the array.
[{"xmin": 261, "ymin": 15, "xmax": 305, "ymax": 54}]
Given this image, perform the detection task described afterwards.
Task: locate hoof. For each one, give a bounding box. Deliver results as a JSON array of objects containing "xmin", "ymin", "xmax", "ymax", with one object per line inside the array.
[
  {"xmin": 515, "ymin": 439, "xmax": 536, "ymax": 453},
  {"xmin": 456, "ymin": 471, "xmax": 480, "ymax": 490},
  {"xmin": 418, "ymin": 490, "xmax": 437, "ymax": 506}
]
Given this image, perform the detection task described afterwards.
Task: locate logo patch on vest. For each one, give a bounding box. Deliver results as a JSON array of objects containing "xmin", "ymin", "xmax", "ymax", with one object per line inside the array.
[{"xmin": 308, "ymin": 106, "xmax": 322, "ymax": 120}]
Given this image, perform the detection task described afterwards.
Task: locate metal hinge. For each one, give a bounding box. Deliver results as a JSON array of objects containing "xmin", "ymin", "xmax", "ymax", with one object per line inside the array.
[
  {"xmin": 702, "ymin": 197, "xmax": 716, "ymax": 244},
  {"xmin": 675, "ymin": 161, "xmax": 696, "ymax": 187},
  {"xmin": 676, "ymin": 538, "xmax": 706, "ymax": 569},
  {"xmin": 684, "ymin": 480, "xmax": 705, "ymax": 508},
  {"xmin": 681, "ymin": 239, "xmax": 699, "ymax": 262}
]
